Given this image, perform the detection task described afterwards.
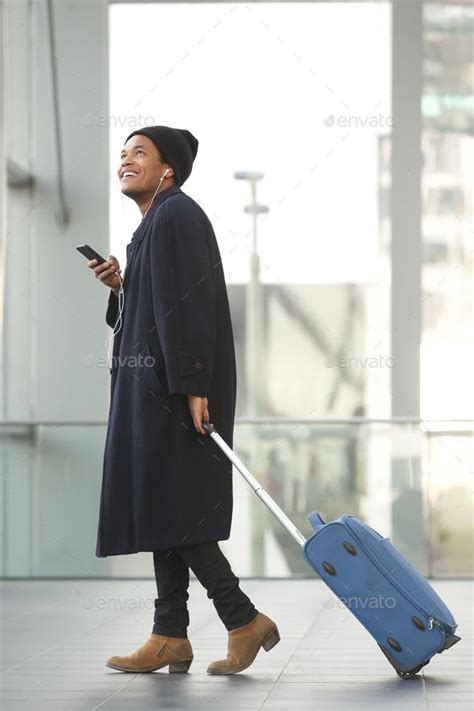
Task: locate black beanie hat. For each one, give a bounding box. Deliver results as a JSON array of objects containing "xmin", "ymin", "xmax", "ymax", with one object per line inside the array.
[{"xmin": 124, "ymin": 125, "xmax": 199, "ymax": 186}]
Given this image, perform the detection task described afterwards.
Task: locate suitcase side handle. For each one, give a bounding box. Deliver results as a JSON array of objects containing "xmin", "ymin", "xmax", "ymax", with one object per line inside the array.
[
  {"xmin": 308, "ymin": 511, "xmax": 326, "ymax": 532},
  {"xmin": 202, "ymin": 421, "xmax": 306, "ymax": 548}
]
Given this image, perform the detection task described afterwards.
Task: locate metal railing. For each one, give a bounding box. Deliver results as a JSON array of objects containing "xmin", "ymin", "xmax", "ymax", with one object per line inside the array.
[{"xmin": 0, "ymin": 418, "xmax": 472, "ymax": 578}]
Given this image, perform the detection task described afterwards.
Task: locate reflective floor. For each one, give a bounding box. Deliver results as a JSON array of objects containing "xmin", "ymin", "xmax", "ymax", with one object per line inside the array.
[{"xmin": 0, "ymin": 578, "xmax": 472, "ymax": 710}]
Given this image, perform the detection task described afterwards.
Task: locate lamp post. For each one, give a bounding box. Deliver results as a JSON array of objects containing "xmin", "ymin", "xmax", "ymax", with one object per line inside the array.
[
  {"xmin": 234, "ymin": 171, "xmax": 269, "ymax": 416},
  {"xmin": 234, "ymin": 171, "xmax": 269, "ymax": 574}
]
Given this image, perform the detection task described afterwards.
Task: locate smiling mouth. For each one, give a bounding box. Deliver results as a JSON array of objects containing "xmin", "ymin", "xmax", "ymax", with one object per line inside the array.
[{"xmin": 121, "ymin": 172, "xmax": 139, "ymax": 181}]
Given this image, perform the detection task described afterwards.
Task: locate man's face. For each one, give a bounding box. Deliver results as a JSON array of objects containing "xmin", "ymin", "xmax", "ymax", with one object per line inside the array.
[{"xmin": 118, "ymin": 134, "xmax": 172, "ymax": 198}]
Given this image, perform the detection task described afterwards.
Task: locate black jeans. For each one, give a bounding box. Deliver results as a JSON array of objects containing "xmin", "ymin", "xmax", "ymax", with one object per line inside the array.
[{"xmin": 153, "ymin": 541, "xmax": 258, "ymax": 638}]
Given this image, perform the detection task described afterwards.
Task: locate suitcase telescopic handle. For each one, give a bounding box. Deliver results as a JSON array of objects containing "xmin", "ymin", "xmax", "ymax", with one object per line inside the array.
[{"xmin": 202, "ymin": 421, "xmax": 306, "ymax": 547}]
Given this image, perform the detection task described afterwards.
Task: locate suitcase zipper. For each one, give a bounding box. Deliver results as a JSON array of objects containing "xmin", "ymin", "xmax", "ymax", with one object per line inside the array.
[
  {"xmin": 428, "ymin": 616, "xmax": 443, "ymax": 631},
  {"xmin": 341, "ymin": 520, "xmax": 451, "ymax": 636}
]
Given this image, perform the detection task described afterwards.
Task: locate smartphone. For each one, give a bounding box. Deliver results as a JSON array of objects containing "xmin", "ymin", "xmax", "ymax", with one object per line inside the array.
[{"xmin": 76, "ymin": 244, "xmax": 107, "ymax": 265}]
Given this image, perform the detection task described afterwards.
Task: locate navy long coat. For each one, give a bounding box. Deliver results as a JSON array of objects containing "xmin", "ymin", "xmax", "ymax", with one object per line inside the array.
[{"xmin": 95, "ymin": 185, "xmax": 237, "ymax": 557}]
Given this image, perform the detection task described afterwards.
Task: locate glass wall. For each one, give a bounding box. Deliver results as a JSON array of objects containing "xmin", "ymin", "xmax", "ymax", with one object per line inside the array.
[
  {"xmin": 421, "ymin": 5, "xmax": 474, "ymax": 419},
  {"xmin": 1, "ymin": 421, "xmax": 472, "ymax": 577}
]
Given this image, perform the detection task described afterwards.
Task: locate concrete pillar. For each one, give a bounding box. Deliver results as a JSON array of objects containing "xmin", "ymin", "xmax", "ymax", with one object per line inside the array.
[
  {"xmin": 390, "ymin": 0, "xmax": 425, "ymax": 571},
  {"xmin": 2, "ymin": 0, "xmax": 110, "ymax": 575}
]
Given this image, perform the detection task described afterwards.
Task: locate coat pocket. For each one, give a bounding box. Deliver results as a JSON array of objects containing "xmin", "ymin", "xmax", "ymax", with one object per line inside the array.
[
  {"xmin": 135, "ymin": 343, "xmax": 167, "ymax": 395},
  {"xmin": 178, "ymin": 350, "xmax": 207, "ymax": 377}
]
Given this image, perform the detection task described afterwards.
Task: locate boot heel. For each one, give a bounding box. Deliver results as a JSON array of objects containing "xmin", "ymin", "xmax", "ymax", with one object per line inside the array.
[
  {"xmin": 261, "ymin": 627, "xmax": 280, "ymax": 652},
  {"xmin": 169, "ymin": 657, "xmax": 193, "ymax": 673}
]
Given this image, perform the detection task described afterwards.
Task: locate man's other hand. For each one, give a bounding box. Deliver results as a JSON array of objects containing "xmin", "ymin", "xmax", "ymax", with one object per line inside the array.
[{"xmin": 187, "ymin": 395, "xmax": 210, "ymax": 435}]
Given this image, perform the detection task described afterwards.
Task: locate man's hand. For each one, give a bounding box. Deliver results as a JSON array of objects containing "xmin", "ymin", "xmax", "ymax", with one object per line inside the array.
[
  {"xmin": 88, "ymin": 254, "xmax": 122, "ymax": 295},
  {"xmin": 187, "ymin": 395, "xmax": 210, "ymax": 435}
]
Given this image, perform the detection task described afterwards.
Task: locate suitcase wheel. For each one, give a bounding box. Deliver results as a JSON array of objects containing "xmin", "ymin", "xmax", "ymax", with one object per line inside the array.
[
  {"xmin": 396, "ymin": 664, "xmax": 425, "ymax": 680},
  {"xmin": 379, "ymin": 644, "xmax": 429, "ymax": 679}
]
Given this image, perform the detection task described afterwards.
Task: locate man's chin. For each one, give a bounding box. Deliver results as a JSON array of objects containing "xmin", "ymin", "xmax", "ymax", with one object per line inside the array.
[{"xmin": 120, "ymin": 186, "xmax": 142, "ymax": 199}]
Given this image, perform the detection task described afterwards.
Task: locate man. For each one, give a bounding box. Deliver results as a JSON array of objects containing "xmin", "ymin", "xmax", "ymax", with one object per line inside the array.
[{"xmin": 88, "ymin": 125, "xmax": 280, "ymax": 674}]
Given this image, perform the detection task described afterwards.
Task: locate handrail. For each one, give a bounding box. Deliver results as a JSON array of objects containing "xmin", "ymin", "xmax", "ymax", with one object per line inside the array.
[{"xmin": 0, "ymin": 418, "xmax": 472, "ymax": 430}]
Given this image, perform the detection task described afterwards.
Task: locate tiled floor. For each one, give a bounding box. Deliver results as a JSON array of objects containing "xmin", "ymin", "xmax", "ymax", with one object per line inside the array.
[{"xmin": 0, "ymin": 578, "xmax": 472, "ymax": 710}]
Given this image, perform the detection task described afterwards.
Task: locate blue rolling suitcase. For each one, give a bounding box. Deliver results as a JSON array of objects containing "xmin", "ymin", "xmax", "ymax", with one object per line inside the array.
[
  {"xmin": 303, "ymin": 511, "xmax": 460, "ymax": 678},
  {"xmin": 203, "ymin": 422, "xmax": 461, "ymax": 678}
]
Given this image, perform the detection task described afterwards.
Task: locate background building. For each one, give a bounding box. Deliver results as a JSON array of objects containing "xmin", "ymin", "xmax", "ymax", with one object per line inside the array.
[{"xmin": 1, "ymin": 1, "xmax": 472, "ymax": 581}]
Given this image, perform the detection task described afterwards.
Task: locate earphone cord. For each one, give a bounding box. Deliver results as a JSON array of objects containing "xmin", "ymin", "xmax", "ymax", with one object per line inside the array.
[
  {"xmin": 112, "ymin": 272, "xmax": 125, "ymax": 337},
  {"xmin": 108, "ymin": 167, "xmax": 169, "ymax": 362},
  {"xmin": 142, "ymin": 169, "xmax": 169, "ymax": 221},
  {"xmin": 106, "ymin": 272, "xmax": 125, "ymax": 371}
]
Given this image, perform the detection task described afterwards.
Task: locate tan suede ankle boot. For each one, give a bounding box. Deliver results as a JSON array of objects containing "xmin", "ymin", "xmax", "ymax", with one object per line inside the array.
[
  {"xmin": 207, "ymin": 612, "xmax": 280, "ymax": 675},
  {"xmin": 106, "ymin": 633, "xmax": 193, "ymax": 673}
]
